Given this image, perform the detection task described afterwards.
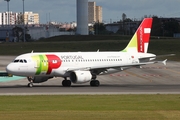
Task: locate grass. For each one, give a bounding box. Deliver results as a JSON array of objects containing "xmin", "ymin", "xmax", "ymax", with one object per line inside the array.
[
  {"xmin": 0, "ymin": 38, "xmax": 180, "ymax": 61},
  {"xmin": 0, "ymin": 40, "xmax": 127, "ymax": 54},
  {"xmin": 0, "ymin": 95, "xmax": 180, "ymax": 120}
]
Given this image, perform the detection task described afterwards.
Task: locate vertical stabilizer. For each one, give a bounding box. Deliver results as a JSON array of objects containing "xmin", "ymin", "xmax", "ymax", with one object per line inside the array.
[{"xmin": 122, "ymin": 18, "xmax": 153, "ymax": 53}]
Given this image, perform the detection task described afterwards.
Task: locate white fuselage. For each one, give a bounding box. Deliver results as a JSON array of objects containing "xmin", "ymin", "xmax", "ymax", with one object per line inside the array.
[{"xmin": 6, "ymin": 51, "xmax": 155, "ymax": 77}]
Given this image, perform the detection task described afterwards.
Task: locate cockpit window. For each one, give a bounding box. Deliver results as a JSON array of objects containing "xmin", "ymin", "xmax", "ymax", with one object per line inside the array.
[
  {"xmin": 14, "ymin": 60, "xmax": 19, "ymax": 63},
  {"xmin": 24, "ymin": 60, "xmax": 27, "ymax": 63},
  {"xmin": 13, "ymin": 59, "xmax": 28, "ymax": 63}
]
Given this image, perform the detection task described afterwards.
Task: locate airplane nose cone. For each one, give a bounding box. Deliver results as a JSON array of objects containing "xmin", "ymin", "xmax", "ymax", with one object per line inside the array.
[{"xmin": 6, "ymin": 63, "xmax": 15, "ymax": 74}]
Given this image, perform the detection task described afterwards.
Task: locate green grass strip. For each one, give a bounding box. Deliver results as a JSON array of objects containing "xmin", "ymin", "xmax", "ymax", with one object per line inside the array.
[{"xmin": 0, "ymin": 95, "xmax": 180, "ymax": 120}]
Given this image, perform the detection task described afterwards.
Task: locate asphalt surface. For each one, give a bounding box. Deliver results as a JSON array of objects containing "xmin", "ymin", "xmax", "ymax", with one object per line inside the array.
[{"xmin": 0, "ymin": 55, "xmax": 180, "ymax": 95}]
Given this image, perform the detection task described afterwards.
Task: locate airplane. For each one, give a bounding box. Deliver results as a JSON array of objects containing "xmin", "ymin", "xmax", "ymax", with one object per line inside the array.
[{"xmin": 6, "ymin": 18, "xmax": 165, "ymax": 87}]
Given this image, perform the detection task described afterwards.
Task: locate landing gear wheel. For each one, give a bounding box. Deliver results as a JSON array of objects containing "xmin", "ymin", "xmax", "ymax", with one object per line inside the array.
[
  {"xmin": 28, "ymin": 83, "xmax": 33, "ymax": 88},
  {"xmin": 90, "ymin": 80, "xmax": 100, "ymax": 87},
  {"xmin": 62, "ymin": 80, "xmax": 71, "ymax": 87}
]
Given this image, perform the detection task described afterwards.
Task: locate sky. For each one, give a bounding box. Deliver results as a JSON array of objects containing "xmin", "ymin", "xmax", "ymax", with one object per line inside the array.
[{"xmin": 0, "ymin": 0, "xmax": 180, "ymax": 24}]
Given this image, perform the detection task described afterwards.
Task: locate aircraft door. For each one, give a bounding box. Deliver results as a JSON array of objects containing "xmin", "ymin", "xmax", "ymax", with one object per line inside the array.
[{"xmin": 34, "ymin": 60, "xmax": 39, "ymax": 68}]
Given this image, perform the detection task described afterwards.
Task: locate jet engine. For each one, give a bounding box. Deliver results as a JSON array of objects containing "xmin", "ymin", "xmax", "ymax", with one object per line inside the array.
[
  {"xmin": 70, "ymin": 71, "xmax": 92, "ymax": 84},
  {"xmin": 27, "ymin": 76, "xmax": 53, "ymax": 83}
]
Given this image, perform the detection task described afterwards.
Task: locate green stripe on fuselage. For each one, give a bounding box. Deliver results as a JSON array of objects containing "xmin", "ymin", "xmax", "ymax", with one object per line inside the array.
[
  {"xmin": 32, "ymin": 55, "xmax": 49, "ymax": 75},
  {"xmin": 40, "ymin": 55, "xmax": 48, "ymax": 73},
  {"xmin": 36, "ymin": 55, "xmax": 43, "ymax": 75}
]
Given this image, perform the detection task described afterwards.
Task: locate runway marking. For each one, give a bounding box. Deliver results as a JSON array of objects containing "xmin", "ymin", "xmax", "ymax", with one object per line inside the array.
[
  {"xmin": 110, "ymin": 74, "xmax": 162, "ymax": 77},
  {"xmin": 142, "ymin": 74, "xmax": 162, "ymax": 77},
  {"xmin": 110, "ymin": 74, "xmax": 129, "ymax": 77},
  {"xmin": 142, "ymin": 67, "xmax": 167, "ymax": 69},
  {"xmin": 123, "ymin": 70, "xmax": 153, "ymax": 82}
]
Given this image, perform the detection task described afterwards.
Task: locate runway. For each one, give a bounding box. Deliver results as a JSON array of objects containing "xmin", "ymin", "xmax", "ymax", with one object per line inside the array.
[{"xmin": 0, "ymin": 55, "xmax": 180, "ymax": 95}]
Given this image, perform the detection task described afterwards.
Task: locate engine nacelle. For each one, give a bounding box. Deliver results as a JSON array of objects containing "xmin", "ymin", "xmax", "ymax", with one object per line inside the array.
[
  {"xmin": 28, "ymin": 76, "xmax": 52, "ymax": 83},
  {"xmin": 70, "ymin": 71, "xmax": 92, "ymax": 84}
]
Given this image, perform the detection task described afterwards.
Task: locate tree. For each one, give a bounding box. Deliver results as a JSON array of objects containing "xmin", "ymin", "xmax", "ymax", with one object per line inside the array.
[
  {"xmin": 121, "ymin": 13, "xmax": 127, "ymax": 35},
  {"xmin": 122, "ymin": 13, "xmax": 127, "ymax": 22},
  {"xmin": 12, "ymin": 26, "xmax": 31, "ymax": 42},
  {"xmin": 150, "ymin": 16, "xmax": 180, "ymax": 37},
  {"xmin": 15, "ymin": 13, "xmax": 24, "ymax": 25},
  {"xmin": 163, "ymin": 19, "xmax": 180, "ymax": 37},
  {"xmin": 93, "ymin": 22, "xmax": 108, "ymax": 35},
  {"xmin": 151, "ymin": 16, "xmax": 163, "ymax": 36},
  {"xmin": 123, "ymin": 18, "xmax": 133, "ymax": 22}
]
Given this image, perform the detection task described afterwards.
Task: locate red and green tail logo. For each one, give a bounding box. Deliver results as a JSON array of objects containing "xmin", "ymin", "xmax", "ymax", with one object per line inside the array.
[{"xmin": 123, "ymin": 18, "xmax": 153, "ymax": 53}]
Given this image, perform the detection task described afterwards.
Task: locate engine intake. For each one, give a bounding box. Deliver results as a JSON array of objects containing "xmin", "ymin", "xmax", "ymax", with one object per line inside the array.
[{"xmin": 70, "ymin": 71, "xmax": 92, "ymax": 84}]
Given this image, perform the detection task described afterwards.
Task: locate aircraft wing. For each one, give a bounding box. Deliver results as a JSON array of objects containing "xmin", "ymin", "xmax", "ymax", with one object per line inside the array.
[{"xmin": 66, "ymin": 60, "xmax": 166, "ymax": 72}]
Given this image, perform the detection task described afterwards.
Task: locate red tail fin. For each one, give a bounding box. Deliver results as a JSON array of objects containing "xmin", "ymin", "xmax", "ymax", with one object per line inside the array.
[
  {"xmin": 137, "ymin": 18, "xmax": 153, "ymax": 53},
  {"xmin": 123, "ymin": 18, "xmax": 153, "ymax": 53}
]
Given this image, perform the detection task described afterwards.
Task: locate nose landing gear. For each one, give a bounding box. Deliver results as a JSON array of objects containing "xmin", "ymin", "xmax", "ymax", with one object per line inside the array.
[{"xmin": 27, "ymin": 76, "xmax": 34, "ymax": 88}]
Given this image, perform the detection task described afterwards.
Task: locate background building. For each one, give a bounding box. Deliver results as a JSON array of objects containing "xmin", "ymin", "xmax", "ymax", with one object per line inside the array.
[
  {"xmin": 88, "ymin": 1, "xmax": 102, "ymax": 23},
  {"xmin": 96, "ymin": 6, "xmax": 102, "ymax": 23},
  {"xmin": 88, "ymin": 2, "xmax": 96, "ymax": 23},
  {"xmin": 0, "ymin": 12, "xmax": 18, "ymax": 25},
  {"xmin": 24, "ymin": 12, "xmax": 39, "ymax": 25},
  {"xmin": 0, "ymin": 11, "xmax": 39, "ymax": 25}
]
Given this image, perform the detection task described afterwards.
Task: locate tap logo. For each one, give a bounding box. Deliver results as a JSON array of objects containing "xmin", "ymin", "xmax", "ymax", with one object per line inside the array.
[{"xmin": 32, "ymin": 54, "xmax": 62, "ymax": 75}]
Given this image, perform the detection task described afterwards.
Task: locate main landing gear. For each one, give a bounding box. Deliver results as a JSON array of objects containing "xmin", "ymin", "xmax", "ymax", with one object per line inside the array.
[
  {"xmin": 90, "ymin": 80, "xmax": 100, "ymax": 87},
  {"xmin": 62, "ymin": 79, "xmax": 71, "ymax": 87},
  {"xmin": 90, "ymin": 74, "xmax": 100, "ymax": 87},
  {"xmin": 61, "ymin": 77, "xmax": 100, "ymax": 87}
]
